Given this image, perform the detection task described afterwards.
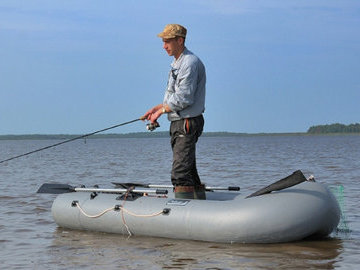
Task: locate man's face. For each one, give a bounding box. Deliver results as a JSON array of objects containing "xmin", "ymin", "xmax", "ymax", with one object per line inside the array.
[{"xmin": 162, "ymin": 37, "xmax": 184, "ymax": 59}]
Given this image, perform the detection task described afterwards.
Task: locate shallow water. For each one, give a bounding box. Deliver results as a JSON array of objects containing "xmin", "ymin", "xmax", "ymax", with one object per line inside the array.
[{"xmin": 0, "ymin": 135, "xmax": 359, "ymax": 269}]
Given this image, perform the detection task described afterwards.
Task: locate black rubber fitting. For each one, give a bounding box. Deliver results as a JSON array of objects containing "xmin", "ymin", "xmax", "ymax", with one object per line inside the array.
[
  {"xmin": 71, "ymin": 200, "xmax": 78, "ymax": 207},
  {"xmin": 162, "ymin": 208, "xmax": 171, "ymax": 215}
]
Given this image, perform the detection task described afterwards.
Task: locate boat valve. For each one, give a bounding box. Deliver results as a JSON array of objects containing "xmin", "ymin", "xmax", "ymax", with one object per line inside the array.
[
  {"xmin": 162, "ymin": 208, "xmax": 171, "ymax": 215},
  {"xmin": 71, "ymin": 200, "xmax": 79, "ymax": 207}
]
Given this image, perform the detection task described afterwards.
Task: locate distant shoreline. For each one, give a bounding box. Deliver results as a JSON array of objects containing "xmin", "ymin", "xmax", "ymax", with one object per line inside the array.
[
  {"xmin": 2, "ymin": 123, "xmax": 359, "ymax": 140},
  {"xmin": 1, "ymin": 131, "xmax": 359, "ymax": 141}
]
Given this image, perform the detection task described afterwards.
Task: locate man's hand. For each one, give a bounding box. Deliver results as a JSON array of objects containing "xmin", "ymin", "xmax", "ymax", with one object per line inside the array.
[{"xmin": 142, "ymin": 104, "xmax": 164, "ymax": 123}]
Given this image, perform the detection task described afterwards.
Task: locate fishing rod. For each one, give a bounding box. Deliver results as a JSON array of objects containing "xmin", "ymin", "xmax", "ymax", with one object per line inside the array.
[{"xmin": 0, "ymin": 117, "xmax": 154, "ymax": 164}]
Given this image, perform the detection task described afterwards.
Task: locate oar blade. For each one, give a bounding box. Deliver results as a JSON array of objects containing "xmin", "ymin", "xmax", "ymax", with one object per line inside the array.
[
  {"xmin": 246, "ymin": 170, "xmax": 307, "ymax": 198},
  {"xmin": 37, "ymin": 183, "xmax": 75, "ymax": 194}
]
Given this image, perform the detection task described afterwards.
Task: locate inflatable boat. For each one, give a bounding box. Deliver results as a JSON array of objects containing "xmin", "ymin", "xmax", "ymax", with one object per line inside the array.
[{"xmin": 38, "ymin": 170, "xmax": 340, "ymax": 243}]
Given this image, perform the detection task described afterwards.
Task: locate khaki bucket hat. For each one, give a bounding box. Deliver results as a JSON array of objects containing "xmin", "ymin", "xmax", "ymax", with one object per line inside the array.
[{"xmin": 157, "ymin": 24, "xmax": 187, "ymax": 39}]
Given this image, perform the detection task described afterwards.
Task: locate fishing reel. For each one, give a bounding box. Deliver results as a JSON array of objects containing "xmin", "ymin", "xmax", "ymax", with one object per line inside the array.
[{"xmin": 146, "ymin": 121, "xmax": 160, "ymax": 131}]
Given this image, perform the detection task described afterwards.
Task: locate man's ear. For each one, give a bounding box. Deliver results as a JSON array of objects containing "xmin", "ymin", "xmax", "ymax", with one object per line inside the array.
[{"xmin": 177, "ymin": 36, "xmax": 185, "ymax": 46}]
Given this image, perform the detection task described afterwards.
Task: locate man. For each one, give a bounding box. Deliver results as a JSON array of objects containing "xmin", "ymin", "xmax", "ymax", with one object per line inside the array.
[{"xmin": 143, "ymin": 24, "xmax": 206, "ymax": 199}]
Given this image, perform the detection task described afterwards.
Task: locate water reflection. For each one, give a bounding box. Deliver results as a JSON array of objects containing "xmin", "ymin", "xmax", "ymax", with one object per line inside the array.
[{"xmin": 48, "ymin": 228, "xmax": 343, "ymax": 270}]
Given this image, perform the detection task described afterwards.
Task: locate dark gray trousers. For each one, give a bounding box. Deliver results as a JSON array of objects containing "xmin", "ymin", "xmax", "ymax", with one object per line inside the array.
[{"xmin": 170, "ymin": 115, "xmax": 204, "ymax": 186}]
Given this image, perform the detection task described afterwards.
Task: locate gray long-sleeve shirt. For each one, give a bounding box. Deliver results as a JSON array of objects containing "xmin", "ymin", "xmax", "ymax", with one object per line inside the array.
[{"xmin": 163, "ymin": 48, "xmax": 206, "ymax": 122}]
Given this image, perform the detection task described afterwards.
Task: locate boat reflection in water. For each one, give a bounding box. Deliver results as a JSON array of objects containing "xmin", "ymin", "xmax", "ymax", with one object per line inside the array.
[{"xmin": 50, "ymin": 228, "xmax": 344, "ymax": 269}]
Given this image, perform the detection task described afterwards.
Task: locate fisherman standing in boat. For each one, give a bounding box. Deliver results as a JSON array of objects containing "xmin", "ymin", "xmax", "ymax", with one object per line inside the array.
[{"xmin": 143, "ymin": 24, "xmax": 206, "ymax": 200}]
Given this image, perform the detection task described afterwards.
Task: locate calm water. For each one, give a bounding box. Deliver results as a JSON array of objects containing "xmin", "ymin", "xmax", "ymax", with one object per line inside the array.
[{"xmin": 0, "ymin": 135, "xmax": 359, "ymax": 269}]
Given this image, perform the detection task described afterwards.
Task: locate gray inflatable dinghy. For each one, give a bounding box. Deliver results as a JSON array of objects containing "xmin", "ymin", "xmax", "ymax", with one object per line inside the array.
[{"xmin": 39, "ymin": 171, "xmax": 340, "ymax": 243}]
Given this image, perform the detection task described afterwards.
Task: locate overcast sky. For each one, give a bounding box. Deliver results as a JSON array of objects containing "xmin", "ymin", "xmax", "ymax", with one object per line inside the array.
[{"xmin": 1, "ymin": 0, "xmax": 359, "ymax": 134}]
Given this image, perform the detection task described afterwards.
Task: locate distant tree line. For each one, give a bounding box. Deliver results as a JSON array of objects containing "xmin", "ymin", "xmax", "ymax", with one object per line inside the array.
[
  {"xmin": 307, "ymin": 123, "xmax": 360, "ymax": 134},
  {"xmin": 2, "ymin": 125, "xmax": 359, "ymax": 140}
]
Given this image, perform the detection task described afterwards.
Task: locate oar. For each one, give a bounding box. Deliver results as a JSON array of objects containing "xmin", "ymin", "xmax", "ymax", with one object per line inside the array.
[
  {"xmin": 111, "ymin": 182, "xmax": 240, "ymax": 191},
  {"xmin": 37, "ymin": 183, "xmax": 168, "ymax": 195},
  {"xmin": 246, "ymin": 170, "xmax": 307, "ymax": 198},
  {"xmin": 205, "ymin": 186, "xmax": 240, "ymax": 191}
]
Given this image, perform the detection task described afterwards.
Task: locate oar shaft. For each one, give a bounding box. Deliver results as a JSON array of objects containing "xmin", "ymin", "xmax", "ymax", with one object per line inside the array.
[
  {"xmin": 75, "ymin": 187, "xmax": 168, "ymax": 195},
  {"xmin": 147, "ymin": 184, "xmax": 240, "ymax": 191},
  {"xmin": 207, "ymin": 186, "xmax": 240, "ymax": 191}
]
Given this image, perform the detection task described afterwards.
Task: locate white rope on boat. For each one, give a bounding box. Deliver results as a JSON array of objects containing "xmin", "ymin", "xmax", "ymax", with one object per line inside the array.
[
  {"xmin": 120, "ymin": 206, "xmax": 164, "ymax": 218},
  {"xmin": 74, "ymin": 188, "xmax": 167, "ymax": 237},
  {"xmin": 75, "ymin": 202, "xmax": 115, "ymax": 218},
  {"xmin": 75, "ymin": 202, "xmax": 164, "ymax": 219},
  {"xmin": 118, "ymin": 204, "xmax": 164, "ymax": 237}
]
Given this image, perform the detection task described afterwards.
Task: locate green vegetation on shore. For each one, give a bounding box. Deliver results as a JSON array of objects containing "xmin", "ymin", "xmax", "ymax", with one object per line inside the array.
[{"xmin": 307, "ymin": 123, "xmax": 360, "ymax": 134}]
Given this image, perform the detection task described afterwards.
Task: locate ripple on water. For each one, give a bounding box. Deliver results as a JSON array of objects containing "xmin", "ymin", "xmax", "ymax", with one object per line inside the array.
[{"xmin": 0, "ymin": 136, "xmax": 360, "ymax": 269}]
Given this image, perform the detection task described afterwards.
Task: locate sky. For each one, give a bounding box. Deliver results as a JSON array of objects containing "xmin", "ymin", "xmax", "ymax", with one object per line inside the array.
[{"xmin": 0, "ymin": 0, "xmax": 359, "ymax": 135}]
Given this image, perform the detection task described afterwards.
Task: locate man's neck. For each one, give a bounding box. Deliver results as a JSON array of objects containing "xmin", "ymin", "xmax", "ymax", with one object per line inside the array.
[{"xmin": 174, "ymin": 47, "xmax": 185, "ymax": 60}]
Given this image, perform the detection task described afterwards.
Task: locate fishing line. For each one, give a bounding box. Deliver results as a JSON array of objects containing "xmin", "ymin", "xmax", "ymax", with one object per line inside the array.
[{"xmin": 0, "ymin": 118, "xmax": 142, "ymax": 164}]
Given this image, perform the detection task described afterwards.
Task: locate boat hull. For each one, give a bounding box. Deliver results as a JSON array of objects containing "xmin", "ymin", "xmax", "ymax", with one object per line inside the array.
[{"xmin": 51, "ymin": 181, "xmax": 340, "ymax": 243}]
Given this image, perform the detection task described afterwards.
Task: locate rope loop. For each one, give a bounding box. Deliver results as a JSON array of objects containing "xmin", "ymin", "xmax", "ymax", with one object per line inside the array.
[
  {"xmin": 74, "ymin": 200, "xmax": 165, "ymax": 237},
  {"xmin": 75, "ymin": 202, "xmax": 164, "ymax": 219}
]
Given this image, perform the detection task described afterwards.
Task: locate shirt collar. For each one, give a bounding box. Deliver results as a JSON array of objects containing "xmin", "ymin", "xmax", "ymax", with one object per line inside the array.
[{"xmin": 171, "ymin": 47, "xmax": 188, "ymax": 68}]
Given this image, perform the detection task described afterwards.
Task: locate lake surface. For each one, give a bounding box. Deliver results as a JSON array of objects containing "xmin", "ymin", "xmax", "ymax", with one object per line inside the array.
[{"xmin": 0, "ymin": 135, "xmax": 359, "ymax": 269}]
